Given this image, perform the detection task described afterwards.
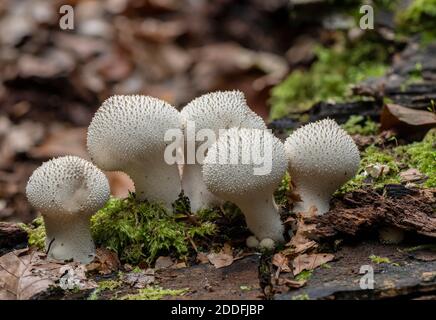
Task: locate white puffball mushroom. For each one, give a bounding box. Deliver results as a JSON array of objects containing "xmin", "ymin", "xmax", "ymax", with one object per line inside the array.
[
  {"xmin": 87, "ymin": 95, "xmax": 182, "ymax": 209},
  {"xmin": 203, "ymin": 128, "xmax": 287, "ymax": 242},
  {"xmin": 180, "ymin": 90, "xmax": 266, "ymax": 212},
  {"xmin": 246, "ymin": 235, "xmax": 260, "ymax": 248},
  {"xmin": 26, "ymin": 156, "xmax": 110, "ymax": 263},
  {"xmin": 285, "ymin": 119, "xmax": 360, "ymax": 215},
  {"xmin": 259, "ymin": 238, "xmax": 276, "ymax": 250},
  {"xmin": 378, "ymin": 226, "xmax": 405, "ymax": 244}
]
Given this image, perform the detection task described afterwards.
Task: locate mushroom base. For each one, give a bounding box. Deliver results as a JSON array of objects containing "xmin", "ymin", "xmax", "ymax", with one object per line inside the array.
[
  {"xmin": 237, "ymin": 195, "xmax": 284, "ymax": 243},
  {"xmin": 182, "ymin": 163, "xmax": 223, "ymax": 212},
  {"xmin": 126, "ymin": 161, "xmax": 181, "ymax": 211},
  {"xmin": 43, "ymin": 214, "xmax": 95, "ymax": 264},
  {"xmin": 292, "ymin": 187, "xmax": 331, "ymax": 215}
]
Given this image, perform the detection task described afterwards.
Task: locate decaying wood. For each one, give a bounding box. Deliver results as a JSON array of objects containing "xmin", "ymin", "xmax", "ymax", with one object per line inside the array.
[
  {"xmin": 311, "ymin": 186, "xmax": 436, "ymax": 240},
  {"xmin": 0, "ymin": 222, "xmax": 28, "ymax": 253},
  {"xmin": 275, "ymin": 242, "xmax": 436, "ymax": 300}
]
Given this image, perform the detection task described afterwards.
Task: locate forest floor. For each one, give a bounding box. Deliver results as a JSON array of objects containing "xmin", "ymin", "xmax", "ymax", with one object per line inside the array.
[{"xmin": 0, "ymin": 0, "xmax": 435, "ymax": 300}]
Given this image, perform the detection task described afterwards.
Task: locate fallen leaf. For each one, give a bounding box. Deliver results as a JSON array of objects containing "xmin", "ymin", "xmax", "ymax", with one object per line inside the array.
[
  {"xmin": 86, "ymin": 248, "xmax": 121, "ymax": 275},
  {"xmin": 207, "ymin": 252, "xmax": 234, "ymax": 269},
  {"xmin": 272, "ymin": 253, "xmax": 292, "ymax": 273},
  {"xmin": 380, "ymin": 104, "xmax": 436, "ymax": 138},
  {"xmin": 366, "ymin": 163, "xmax": 390, "ymax": 178},
  {"xmin": 0, "ymin": 248, "xmax": 96, "ymax": 300},
  {"xmin": 292, "ymin": 253, "xmax": 335, "ymax": 275},
  {"xmin": 196, "ymin": 252, "xmax": 209, "ymax": 264},
  {"xmin": 285, "ymin": 207, "xmax": 318, "ymax": 257},
  {"xmin": 277, "ymin": 278, "xmax": 307, "ymax": 289},
  {"xmin": 400, "ymin": 168, "xmax": 427, "ymax": 183},
  {"xmin": 29, "ymin": 127, "xmax": 88, "ymax": 159},
  {"xmin": 154, "ymin": 256, "xmax": 174, "ymax": 269},
  {"xmin": 122, "ymin": 269, "xmax": 155, "ymax": 289}
]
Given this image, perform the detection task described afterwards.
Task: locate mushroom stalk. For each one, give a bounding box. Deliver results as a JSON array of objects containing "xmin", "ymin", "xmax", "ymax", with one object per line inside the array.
[
  {"xmin": 125, "ymin": 160, "xmax": 181, "ymax": 207},
  {"xmin": 237, "ymin": 195, "xmax": 284, "ymax": 242},
  {"xmin": 44, "ymin": 213, "xmax": 95, "ymax": 263},
  {"xmin": 181, "ymin": 163, "xmax": 221, "ymax": 211},
  {"xmin": 292, "ymin": 185, "xmax": 331, "ymax": 215}
]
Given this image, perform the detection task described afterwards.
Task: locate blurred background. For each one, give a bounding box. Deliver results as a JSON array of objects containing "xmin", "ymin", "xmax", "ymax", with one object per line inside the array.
[{"xmin": 0, "ymin": 0, "xmax": 433, "ymax": 223}]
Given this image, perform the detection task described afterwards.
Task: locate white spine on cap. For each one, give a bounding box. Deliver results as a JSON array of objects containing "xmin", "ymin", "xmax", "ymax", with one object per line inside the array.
[
  {"xmin": 87, "ymin": 95, "xmax": 183, "ymax": 209},
  {"xmin": 180, "ymin": 91, "xmax": 266, "ymax": 212},
  {"xmin": 26, "ymin": 156, "xmax": 110, "ymax": 263},
  {"xmin": 203, "ymin": 128, "xmax": 286, "ymax": 242},
  {"xmin": 284, "ymin": 119, "xmax": 360, "ymax": 215}
]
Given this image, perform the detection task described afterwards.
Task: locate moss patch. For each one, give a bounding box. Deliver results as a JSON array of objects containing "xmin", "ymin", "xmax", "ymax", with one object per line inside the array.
[
  {"xmin": 274, "ymin": 172, "xmax": 291, "ymax": 206},
  {"xmin": 269, "ymin": 38, "xmax": 390, "ymax": 119},
  {"xmin": 395, "ymin": 129, "xmax": 436, "ymax": 188},
  {"xmin": 120, "ymin": 286, "xmax": 188, "ymax": 300},
  {"xmin": 338, "ymin": 129, "xmax": 436, "ymax": 194},
  {"xmin": 342, "ymin": 115, "xmax": 379, "ymax": 136},
  {"xmin": 91, "ymin": 194, "xmax": 217, "ymax": 264},
  {"xmin": 88, "ymin": 279, "xmax": 123, "ymax": 300},
  {"xmin": 19, "ymin": 216, "xmax": 45, "ymax": 250},
  {"xmin": 396, "ymin": 0, "xmax": 436, "ymax": 40}
]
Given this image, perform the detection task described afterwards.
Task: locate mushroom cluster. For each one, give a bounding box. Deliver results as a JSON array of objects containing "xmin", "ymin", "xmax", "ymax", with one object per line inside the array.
[{"xmin": 25, "ymin": 90, "xmax": 361, "ymax": 261}]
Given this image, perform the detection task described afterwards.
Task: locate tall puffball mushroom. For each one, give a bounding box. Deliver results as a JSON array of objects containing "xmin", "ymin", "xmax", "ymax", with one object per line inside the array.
[
  {"xmin": 180, "ymin": 91, "xmax": 266, "ymax": 212},
  {"xmin": 26, "ymin": 156, "xmax": 110, "ymax": 263},
  {"xmin": 284, "ymin": 119, "xmax": 360, "ymax": 215},
  {"xmin": 203, "ymin": 128, "xmax": 287, "ymax": 242},
  {"xmin": 87, "ymin": 95, "xmax": 182, "ymax": 209}
]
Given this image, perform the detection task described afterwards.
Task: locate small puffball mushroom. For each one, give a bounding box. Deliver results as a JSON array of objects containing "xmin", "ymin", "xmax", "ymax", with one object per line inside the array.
[
  {"xmin": 26, "ymin": 156, "xmax": 110, "ymax": 263},
  {"xmin": 285, "ymin": 119, "xmax": 360, "ymax": 215},
  {"xmin": 181, "ymin": 90, "xmax": 266, "ymax": 212},
  {"xmin": 203, "ymin": 128, "xmax": 287, "ymax": 242},
  {"xmin": 246, "ymin": 236, "xmax": 260, "ymax": 248},
  {"xmin": 378, "ymin": 226, "xmax": 405, "ymax": 244},
  {"xmin": 259, "ymin": 238, "xmax": 276, "ymax": 250},
  {"xmin": 87, "ymin": 95, "xmax": 182, "ymax": 209}
]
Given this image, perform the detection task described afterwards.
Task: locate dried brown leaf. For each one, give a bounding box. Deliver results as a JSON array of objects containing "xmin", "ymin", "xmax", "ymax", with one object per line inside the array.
[
  {"xmin": 292, "ymin": 253, "xmax": 334, "ymax": 275},
  {"xmin": 272, "ymin": 253, "xmax": 292, "ymax": 273},
  {"xmin": 154, "ymin": 256, "xmax": 174, "ymax": 269},
  {"xmin": 0, "ymin": 248, "xmax": 96, "ymax": 300}
]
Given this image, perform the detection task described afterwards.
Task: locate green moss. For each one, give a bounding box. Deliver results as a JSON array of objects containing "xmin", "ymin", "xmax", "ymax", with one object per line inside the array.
[
  {"xmin": 338, "ymin": 145, "xmax": 401, "ymax": 194},
  {"xmin": 342, "ymin": 115, "xmax": 379, "ymax": 136},
  {"xmin": 274, "ymin": 172, "xmax": 291, "ymax": 206},
  {"xmin": 295, "ymin": 270, "xmax": 313, "ymax": 281},
  {"xmin": 269, "ymin": 40, "xmax": 389, "ymax": 119},
  {"xmin": 88, "ymin": 279, "xmax": 123, "ymax": 300},
  {"xmin": 291, "ymin": 293, "xmax": 310, "ymax": 300},
  {"xmin": 338, "ymin": 129, "xmax": 435, "ymax": 194},
  {"xmin": 91, "ymin": 195, "xmax": 217, "ymax": 264},
  {"xmin": 394, "ymin": 129, "xmax": 436, "ymax": 187},
  {"xmin": 397, "ymin": 0, "xmax": 436, "ymax": 38},
  {"xmin": 120, "ymin": 286, "xmax": 188, "ymax": 300},
  {"xmin": 19, "ymin": 216, "xmax": 45, "ymax": 250},
  {"xmin": 369, "ymin": 255, "xmax": 391, "ymax": 264}
]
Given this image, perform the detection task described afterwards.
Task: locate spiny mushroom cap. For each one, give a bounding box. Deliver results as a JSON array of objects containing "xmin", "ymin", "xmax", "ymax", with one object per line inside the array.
[
  {"xmin": 87, "ymin": 95, "xmax": 181, "ymax": 171},
  {"xmin": 181, "ymin": 91, "xmax": 266, "ymax": 144},
  {"xmin": 203, "ymin": 128, "xmax": 287, "ymax": 200},
  {"xmin": 26, "ymin": 156, "xmax": 110, "ymax": 217},
  {"xmin": 284, "ymin": 119, "xmax": 360, "ymax": 193}
]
